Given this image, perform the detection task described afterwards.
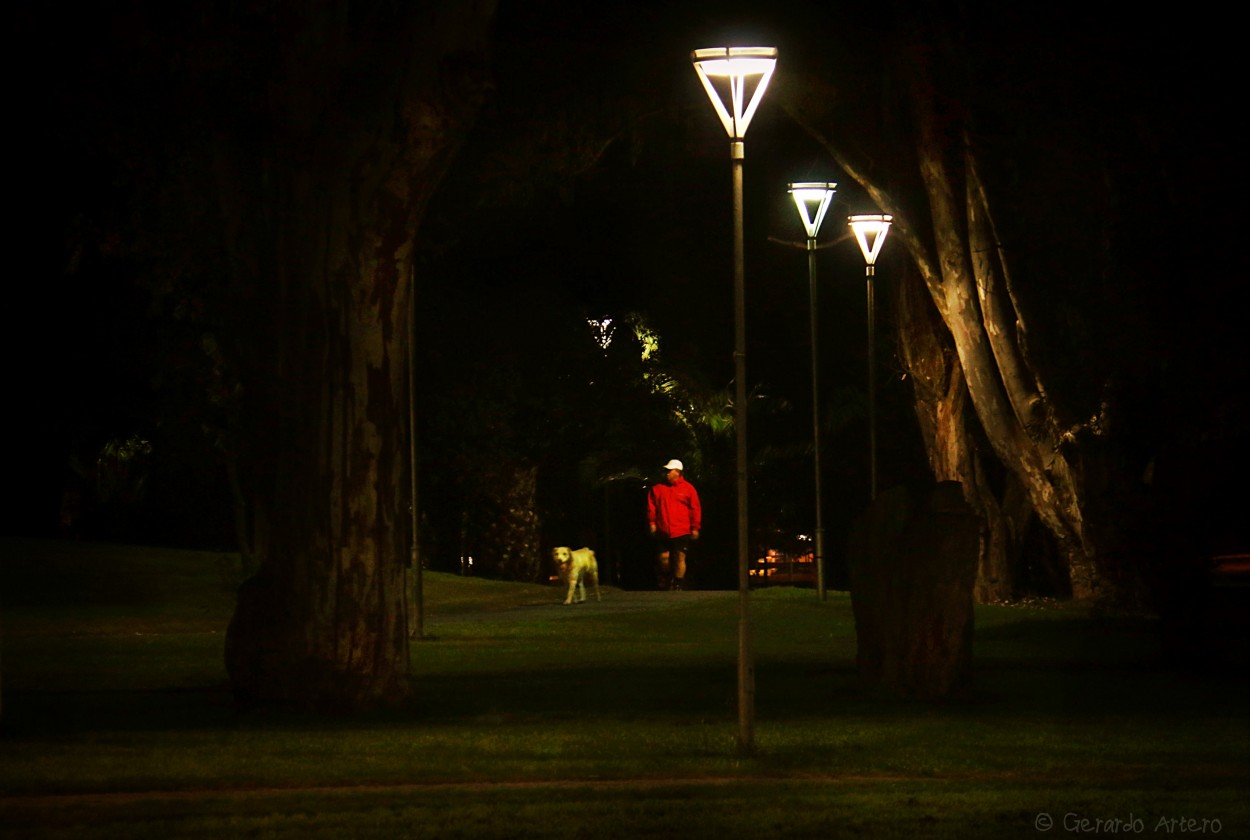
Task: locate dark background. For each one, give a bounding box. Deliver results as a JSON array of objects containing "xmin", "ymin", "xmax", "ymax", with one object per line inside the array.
[{"xmin": 6, "ymin": 2, "xmax": 1243, "ymax": 591}]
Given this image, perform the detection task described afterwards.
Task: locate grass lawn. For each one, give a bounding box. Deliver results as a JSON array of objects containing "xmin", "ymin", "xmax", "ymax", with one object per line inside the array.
[{"xmin": 1, "ymin": 537, "xmax": 1247, "ymax": 839}]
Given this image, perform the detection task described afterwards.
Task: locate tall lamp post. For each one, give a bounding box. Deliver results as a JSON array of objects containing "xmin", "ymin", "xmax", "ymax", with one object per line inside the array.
[
  {"xmin": 848, "ymin": 214, "xmax": 892, "ymax": 502},
  {"xmin": 691, "ymin": 45, "xmax": 777, "ymax": 754},
  {"xmin": 788, "ymin": 182, "xmax": 837, "ymax": 601}
]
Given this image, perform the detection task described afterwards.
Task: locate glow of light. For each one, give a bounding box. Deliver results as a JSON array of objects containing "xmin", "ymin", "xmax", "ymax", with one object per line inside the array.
[
  {"xmin": 788, "ymin": 182, "xmax": 837, "ymax": 240},
  {"xmin": 691, "ymin": 47, "xmax": 778, "ymax": 140},
  {"xmin": 848, "ymin": 214, "xmax": 893, "ymax": 266}
]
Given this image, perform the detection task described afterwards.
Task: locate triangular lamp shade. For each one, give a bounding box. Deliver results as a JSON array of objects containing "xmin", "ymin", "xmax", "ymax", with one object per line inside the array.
[
  {"xmin": 849, "ymin": 214, "xmax": 893, "ymax": 265},
  {"xmin": 692, "ymin": 47, "xmax": 778, "ymax": 140},
  {"xmin": 788, "ymin": 182, "xmax": 837, "ymax": 239}
]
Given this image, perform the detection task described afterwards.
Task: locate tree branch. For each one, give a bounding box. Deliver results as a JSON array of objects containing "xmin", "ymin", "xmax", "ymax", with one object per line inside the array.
[
  {"xmin": 782, "ymin": 102, "xmax": 942, "ymax": 298},
  {"xmin": 964, "ymin": 144, "xmax": 1046, "ymax": 435}
]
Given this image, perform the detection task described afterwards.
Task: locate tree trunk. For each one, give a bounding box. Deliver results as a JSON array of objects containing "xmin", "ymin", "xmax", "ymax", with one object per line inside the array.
[
  {"xmin": 225, "ymin": 1, "xmax": 496, "ymax": 712},
  {"xmin": 848, "ymin": 481, "xmax": 981, "ymax": 699},
  {"xmin": 897, "ymin": 261, "xmax": 1022, "ymax": 602},
  {"xmin": 781, "ymin": 29, "xmax": 1107, "ymax": 601},
  {"xmin": 907, "ymin": 62, "xmax": 1099, "ymax": 599},
  {"xmin": 785, "ymin": 37, "xmax": 1110, "ymax": 597}
]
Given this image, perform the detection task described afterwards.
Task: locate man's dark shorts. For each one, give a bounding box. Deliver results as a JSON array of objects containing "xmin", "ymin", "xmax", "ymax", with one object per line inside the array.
[{"xmin": 655, "ymin": 533, "xmax": 692, "ymax": 555}]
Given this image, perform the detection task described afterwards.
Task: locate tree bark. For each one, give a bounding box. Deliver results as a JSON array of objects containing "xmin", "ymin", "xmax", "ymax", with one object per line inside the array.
[
  {"xmin": 780, "ymin": 22, "xmax": 1107, "ymax": 601},
  {"xmin": 897, "ymin": 261, "xmax": 1022, "ymax": 602},
  {"xmin": 907, "ymin": 60, "xmax": 1098, "ymax": 599},
  {"xmin": 848, "ymin": 481, "xmax": 981, "ymax": 699},
  {"xmin": 225, "ymin": 1, "xmax": 496, "ymax": 712}
]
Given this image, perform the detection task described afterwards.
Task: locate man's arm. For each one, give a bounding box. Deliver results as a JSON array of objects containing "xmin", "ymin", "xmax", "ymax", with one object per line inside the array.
[
  {"xmin": 647, "ymin": 486, "xmax": 658, "ymax": 534},
  {"xmin": 688, "ymin": 484, "xmax": 702, "ymax": 538}
]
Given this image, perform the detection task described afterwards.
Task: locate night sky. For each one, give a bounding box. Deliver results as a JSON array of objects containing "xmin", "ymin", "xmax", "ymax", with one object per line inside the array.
[{"xmin": 5, "ymin": 2, "xmax": 1244, "ymax": 559}]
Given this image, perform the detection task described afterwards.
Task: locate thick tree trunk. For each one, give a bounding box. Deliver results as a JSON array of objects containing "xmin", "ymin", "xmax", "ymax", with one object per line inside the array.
[
  {"xmin": 897, "ymin": 263, "xmax": 1020, "ymax": 602},
  {"xmin": 225, "ymin": 186, "xmax": 415, "ymax": 709},
  {"xmin": 910, "ymin": 87, "xmax": 1099, "ymax": 598},
  {"xmin": 780, "ymin": 21, "xmax": 1109, "ymax": 602},
  {"xmin": 848, "ymin": 481, "xmax": 981, "ymax": 699},
  {"xmin": 225, "ymin": 1, "xmax": 496, "ymax": 712}
]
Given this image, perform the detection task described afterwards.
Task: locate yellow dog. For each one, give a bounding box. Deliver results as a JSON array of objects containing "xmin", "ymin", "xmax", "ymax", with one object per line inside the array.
[{"xmin": 551, "ymin": 546, "xmax": 601, "ymax": 605}]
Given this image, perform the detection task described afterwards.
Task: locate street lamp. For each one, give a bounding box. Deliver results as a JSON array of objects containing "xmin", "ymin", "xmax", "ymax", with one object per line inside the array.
[
  {"xmin": 848, "ymin": 214, "xmax": 892, "ymax": 502},
  {"xmin": 691, "ymin": 45, "xmax": 777, "ymax": 755},
  {"xmin": 787, "ymin": 182, "xmax": 837, "ymax": 601}
]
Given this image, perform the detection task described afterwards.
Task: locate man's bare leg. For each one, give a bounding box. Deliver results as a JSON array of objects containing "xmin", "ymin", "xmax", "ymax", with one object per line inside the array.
[{"xmin": 673, "ymin": 550, "xmax": 687, "ymax": 590}]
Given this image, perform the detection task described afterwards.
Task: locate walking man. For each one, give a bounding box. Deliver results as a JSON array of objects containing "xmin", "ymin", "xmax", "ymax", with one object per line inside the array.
[{"xmin": 648, "ymin": 458, "xmax": 701, "ymax": 590}]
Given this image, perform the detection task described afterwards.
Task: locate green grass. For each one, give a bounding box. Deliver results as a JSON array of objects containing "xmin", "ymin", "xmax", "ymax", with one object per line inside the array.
[{"xmin": 2, "ymin": 537, "xmax": 1247, "ymax": 839}]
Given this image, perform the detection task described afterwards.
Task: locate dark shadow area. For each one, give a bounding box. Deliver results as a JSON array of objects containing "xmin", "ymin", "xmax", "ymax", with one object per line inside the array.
[{"xmin": 5, "ymin": 625, "xmax": 1247, "ymax": 739}]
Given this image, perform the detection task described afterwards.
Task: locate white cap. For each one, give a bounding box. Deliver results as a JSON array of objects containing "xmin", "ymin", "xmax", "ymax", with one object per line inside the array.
[{"xmin": 664, "ymin": 459, "xmax": 684, "ymax": 471}]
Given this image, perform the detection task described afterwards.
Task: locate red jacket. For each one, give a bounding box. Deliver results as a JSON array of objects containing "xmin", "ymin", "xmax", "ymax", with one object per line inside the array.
[{"xmin": 648, "ymin": 476, "xmax": 702, "ymax": 538}]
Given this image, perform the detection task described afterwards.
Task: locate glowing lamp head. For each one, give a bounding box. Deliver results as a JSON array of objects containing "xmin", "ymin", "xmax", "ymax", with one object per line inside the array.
[
  {"xmin": 788, "ymin": 182, "xmax": 837, "ymax": 240},
  {"xmin": 691, "ymin": 46, "xmax": 778, "ymax": 140},
  {"xmin": 848, "ymin": 214, "xmax": 893, "ymax": 266}
]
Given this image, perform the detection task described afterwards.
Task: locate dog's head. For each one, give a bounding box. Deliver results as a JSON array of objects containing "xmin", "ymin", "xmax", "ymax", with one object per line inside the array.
[{"xmin": 551, "ymin": 546, "xmax": 572, "ymax": 569}]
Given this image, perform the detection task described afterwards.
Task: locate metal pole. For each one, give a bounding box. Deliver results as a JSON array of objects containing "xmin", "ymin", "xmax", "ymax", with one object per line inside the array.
[
  {"xmin": 732, "ymin": 140, "xmax": 754, "ymax": 755},
  {"xmin": 408, "ymin": 266, "xmax": 424, "ymax": 640},
  {"xmin": 866, "ymin": 265, "xmax": 877, "ymax": 502},
  {"xmin": 808, "ymin": 239, "xmax": 826, "ymax": 600}
]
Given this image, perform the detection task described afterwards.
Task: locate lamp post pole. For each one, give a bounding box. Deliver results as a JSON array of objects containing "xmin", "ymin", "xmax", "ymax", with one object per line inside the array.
[
  {"xmin": 848, "ymin": 214, "xmax": 892, "ymax": 502},
  {"xmin": 731, "ymin": 144, "xmax": 752, "ymax": 751},
  {"xmin": 807, "ymin": 238, "xmax": 822, "ymax": 593},
  {"xmin": 788, "ymin": 182, "xmax": 837, "ymax": 601},
  {"xmin": 692, "ymin": 46, "xmax": 776, "ymax": 755},
  {"xmin": 408, "ymin": 266, "xmax": 424, "ymax": 640},
  {"xmin": 866, "ymin": 264, "xmax": 876, "ymax": 501}
]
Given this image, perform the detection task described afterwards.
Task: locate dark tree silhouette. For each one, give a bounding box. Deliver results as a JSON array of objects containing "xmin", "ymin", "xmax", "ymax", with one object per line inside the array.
[
  {"xmin": 36, "ymin": 1, "xmax": 501, "ymax": 711},
  {"xmin": 779, "ymin": 6, "xmax": 1244, "ymax": 605},
  {"xmin": 213, "ymin": 2, "xmax": 497, "ymax": 711}
]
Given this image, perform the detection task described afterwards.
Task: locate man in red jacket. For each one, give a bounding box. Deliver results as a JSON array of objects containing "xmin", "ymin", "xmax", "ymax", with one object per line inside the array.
[{"xmin": 648, "ymin": 458, "xmax": 702, "ymax": 590}]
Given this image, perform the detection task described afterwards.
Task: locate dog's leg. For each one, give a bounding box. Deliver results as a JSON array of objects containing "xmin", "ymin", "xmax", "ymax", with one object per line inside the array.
[
  {"xmin": 590, "ymin": 568, "xmax": 601, "ymax": 601},
  {"xmin": 564, "ymin": 576, "xmax": 577, "ymax": 605},
  {"xmin": 576, "ymin": 577, "xmax": 586, "ymax": 603}
]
